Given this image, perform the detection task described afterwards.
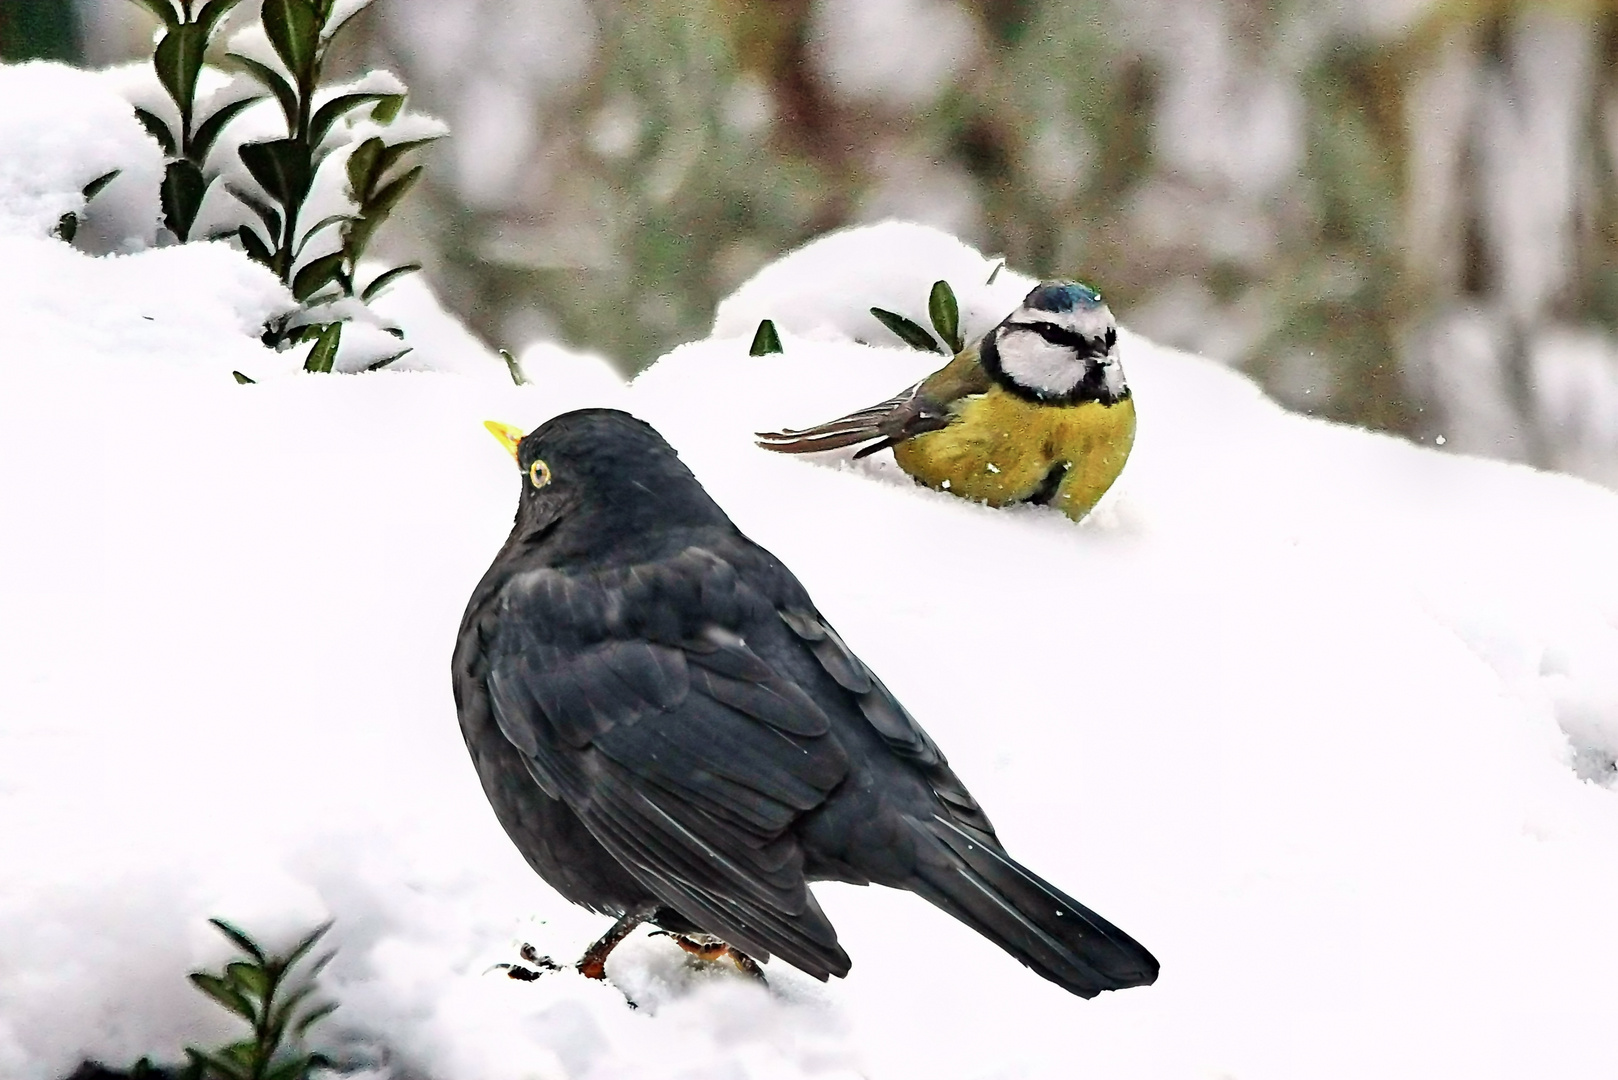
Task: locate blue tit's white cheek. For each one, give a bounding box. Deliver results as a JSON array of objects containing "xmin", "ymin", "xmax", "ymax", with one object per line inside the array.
[
  {"xmin": 997, "ymin": 329, "xmax": 1086, "ymax": 397},
  {"xmin": 1101, "ymin": 350, "xmax": 1128, "ymax": 399}
]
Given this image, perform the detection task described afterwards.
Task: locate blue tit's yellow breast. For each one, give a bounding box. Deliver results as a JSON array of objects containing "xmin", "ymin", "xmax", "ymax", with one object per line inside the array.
[{"xmin": 892, "ymin": 387, "xmax": 1136, "ymax": 521}]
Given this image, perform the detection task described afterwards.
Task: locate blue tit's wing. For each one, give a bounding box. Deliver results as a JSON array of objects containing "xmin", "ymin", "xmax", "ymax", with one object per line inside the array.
[
  {"xmin": 480, "ymin": 545, "xmax": 854, "ymax": 978},
  {"xmin": 756, "ymin": 346, "xmax": 991, "ymax": 456}
]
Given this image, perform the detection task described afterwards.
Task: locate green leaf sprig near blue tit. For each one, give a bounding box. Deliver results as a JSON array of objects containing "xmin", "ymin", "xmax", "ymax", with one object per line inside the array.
[
  {"xmin": 758, "ymin": 277, "xmax": 1135, "ymax": 524},
  {"xmin": 183, "ymin": 918, "xmax": 339, "ymax": 1080}
]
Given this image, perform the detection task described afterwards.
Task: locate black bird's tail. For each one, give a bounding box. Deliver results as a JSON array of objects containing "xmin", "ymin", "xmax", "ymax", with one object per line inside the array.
[{"xmin": 908, "ymin": 817, "xmax": 1159, "ymax": 998}]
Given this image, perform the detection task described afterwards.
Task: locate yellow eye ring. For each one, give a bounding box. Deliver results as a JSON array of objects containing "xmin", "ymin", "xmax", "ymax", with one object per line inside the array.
[{"xmin": 528, "ymin": 459, "xmax": 552, "ymax": 489}]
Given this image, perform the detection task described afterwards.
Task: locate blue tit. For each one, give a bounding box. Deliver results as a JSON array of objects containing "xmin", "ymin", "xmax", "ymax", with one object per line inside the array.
[{"xmin": 757, "ymin": 282, "xmax": 1134, "ymax": 522}]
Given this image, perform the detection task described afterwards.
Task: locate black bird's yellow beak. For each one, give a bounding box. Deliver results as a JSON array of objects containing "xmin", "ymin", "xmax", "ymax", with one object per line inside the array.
[{"xmin": 484, "ymin": 421, "xmax": 526, "ymax": 462}]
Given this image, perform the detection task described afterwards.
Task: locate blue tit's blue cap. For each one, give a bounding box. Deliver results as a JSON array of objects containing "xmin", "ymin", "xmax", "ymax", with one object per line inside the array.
[{"xmin": 1025, "ymin": 281, "xmax": 1102, "ymax": 312}]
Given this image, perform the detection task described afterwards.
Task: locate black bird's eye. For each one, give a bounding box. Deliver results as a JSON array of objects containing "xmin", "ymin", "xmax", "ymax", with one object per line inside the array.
[{"xmin": 529, "ymin": 459, "xmax": 552, "ymax": 489}]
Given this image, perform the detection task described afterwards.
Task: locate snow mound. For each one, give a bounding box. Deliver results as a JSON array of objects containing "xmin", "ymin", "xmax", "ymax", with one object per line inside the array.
[
  {"xmin": 4, "ymin": 104, "xmax": 1618, "ymax": 1080},
  {"xmin": 0, "ymin": 62, "xmax": 163, "ymax": 249}
]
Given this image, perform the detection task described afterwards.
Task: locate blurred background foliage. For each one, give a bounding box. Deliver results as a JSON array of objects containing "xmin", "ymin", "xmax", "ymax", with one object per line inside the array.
[{"xmin": 10, "ymin": 0, "xmax": 1618, "ymax": 484}]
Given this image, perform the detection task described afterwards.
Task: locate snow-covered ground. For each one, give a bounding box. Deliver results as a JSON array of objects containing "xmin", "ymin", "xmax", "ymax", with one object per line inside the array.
[{"xmin": 4, "ymin": 62, "xmax": 1618, "ymax": 1080}]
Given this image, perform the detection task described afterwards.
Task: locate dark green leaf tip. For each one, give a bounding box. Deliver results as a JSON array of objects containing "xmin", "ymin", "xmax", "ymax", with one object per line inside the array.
[
  {"xmin": 82, "ymin": 170, "xmax": 123, "ymax": 201},
  {"xmin": 232, "ymin": 370, "xmax": 256, "ymax": 384},
  {"xmin": 749, "ymin": 318, "xmax": 783, "ymax": 356}
]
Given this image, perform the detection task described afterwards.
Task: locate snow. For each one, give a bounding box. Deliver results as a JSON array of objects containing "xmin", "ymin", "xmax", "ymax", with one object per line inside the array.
[
  {"xmin": 4, "ymin": 63, "xmax": 1618, "ymax": 1080},
  {"xmin": 0, "ymin": 62, "xmax": 163, "ymax": 249}
]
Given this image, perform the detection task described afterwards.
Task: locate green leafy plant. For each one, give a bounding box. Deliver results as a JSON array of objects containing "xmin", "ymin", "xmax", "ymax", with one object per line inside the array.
[
  {"xmin": 226, "ymin": 0, "xmax": 436, "ymax": 309},
  {"xmin": 870, "ymin": 279, "xmax": 962, "ymax": 355},
  {"xmin": 128, "ymin": 0, "xmax": 262, "ymax": 242},
  {"xmin": 183, "ymin": 918, "xmax": 338, "ymax": 1080}
]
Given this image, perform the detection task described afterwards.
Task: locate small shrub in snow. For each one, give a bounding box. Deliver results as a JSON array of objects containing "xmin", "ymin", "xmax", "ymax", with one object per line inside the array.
[
  {"xmin": 119, "ymin": 0, "xmax": 441, "ymax": 372},
  {"xmin": 182, "ymin": 918, "xmax": 338, "ymax": 1080}
]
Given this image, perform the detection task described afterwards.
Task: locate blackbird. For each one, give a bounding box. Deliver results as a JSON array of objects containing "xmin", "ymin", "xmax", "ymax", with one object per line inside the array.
[{"xmin": 452, "ymin": 408, "xmax": 1159, "ymax": 996}]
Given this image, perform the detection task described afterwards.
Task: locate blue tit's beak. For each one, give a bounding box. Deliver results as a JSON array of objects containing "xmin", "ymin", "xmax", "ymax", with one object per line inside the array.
[{"xmin": 484, "ymin": 420, "xmax": 526, "ymax": 462}]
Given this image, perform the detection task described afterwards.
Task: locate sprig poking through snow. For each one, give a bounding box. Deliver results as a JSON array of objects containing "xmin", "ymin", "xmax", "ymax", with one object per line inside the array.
[{"xmin": 183, "ymin": 918, "xmax": 339, "ymax": 1080}]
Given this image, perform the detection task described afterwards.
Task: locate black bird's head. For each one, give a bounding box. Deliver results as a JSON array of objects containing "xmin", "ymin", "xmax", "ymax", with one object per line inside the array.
[
  {"xmin": 483, "ymin": 409, "xmax": 729, "ymax": 562},
  {"xmin": 979, "ymin": 281, "xmax": 1128, "ymax": 407}
]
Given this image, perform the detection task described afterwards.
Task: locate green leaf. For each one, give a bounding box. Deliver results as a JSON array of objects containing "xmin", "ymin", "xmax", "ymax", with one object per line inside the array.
[
  {"xmin": 226, "ymin": 183, "xmax": 283, "ymax": 241},
  {"xmin": 280, "ymin": 921, "xmax": 334, "ymax": 973},
  {"xmin": 292, "ymin": 998, "xmax": 338, "ymax": 1036},
  {"xmin": 188, "ymin": 972, "xmax": 256, "ymax": 1021},
  {"xmin": 208, "ymin": 918, "xmax": 268, "ymax": 963},
  {"xmin": 748, "ymin": 318, "xmax": 783, "ymax": 356},
  {"xmin": 309, "ymin": 92, "xmax": 393, "ymax": 147},
  {"xmin": 53, "ymin": 213, "xmax": 79, "ymax": 243},
  {"xmin": 265, "ymin": 981, "xmax": 317, "ymax": 1032},
  {"xmin": 303, "ymin": 948, "xmax": 336, "ymax": 980},
  {"xmin": 82, "ymin": 169, "xmax": 122, "ymax": 202},
  {"xmin": 985, "ymin": 260, "xmax": 1004, "ymax": 285},
  {"xmin": 345, "ymin": 163, "xmax": 420, "ymax": 259},
  {"xmin": 261, "ymin": 0, "xmax": 323, "ymax": 85},
  {"xmin": 374, "ymin": 136, "xmax": 438, "ymax": 179},
  {"xmin": 225, "ymin": 53, "xmax": 299, "ymax": 130},
  {"xmin": 303, "ymin": 322, "xmax": 341, "ymax": 372},
  {"xmin": 499, "ymin": 348, "xmax": 528, "ymax": 386},
  {"xmin": 344, "ymin": 136, "xmax": 383, "ymax": 198},
  {"xmin": 127, "ymin": 0, "xmax": 181, "ymax": 30},
  {"xmin": 133, "ymin": 107, "xmax": 178, "ymax": 155},
  {"xmin": 184, "ymin": 1047, "xmax": 249, "ymax": 1080},
  {"xmin": 237, "ymin": 224, "xmax": 274, "ymax": 265},
  {"xmin": 161, "ymin": 158, "xmax": 210, "ymax": 241},
  {"xmin": 367, "ymin": 93, "xmax": 404, "ymax": 124},
  {"xmin": 221, "ymin": 1041, "xmax": 259, "ymax": 1070},
  {"xmin": 292, "ymin": 251, "xmax": 345, "ymax": 301},
  {"xmin": 154, "ymin": 24, "xmax": 209, "ymax": 134},
  {"xmin": 232, "ymin": 370, "xmax": 256, "ymax": 384},
  {"xmin": 360, "ymin": 262, "xmax": 419, "ymax": 302},
  {"xmin": 361, "ymin": 346, "xmax": 411, "ymax": 372},
  {"xmin": 928, "ymin": 280, "xmax": 962, "ymax": 353},
  {"xmin": 191, "ymin": 95, "xmax": 262, "ymax": 162},
  {"xmin": 193, "ymin": 0, "xmax": 244, "ymax": 40},
  {"xmin": 870, "ymin": 307, "xmax": 944, "ymax": 354},
  {"xmin": 224, "ymin": 960, "xmax": 270, "ymax": 998},
  {"xmin": 239, "ymin": 138, "xmax": 314, "ymax": 209},
  {"xmin": 294, "ymin": 213, "xmax": 352, "ymax": 257}
]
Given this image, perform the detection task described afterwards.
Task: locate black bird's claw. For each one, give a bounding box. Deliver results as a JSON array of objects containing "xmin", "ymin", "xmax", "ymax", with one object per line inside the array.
[
  {"xmin": 489, "ymin": 942, "xmax": 563, "ymax": 981},
  {"xmin": 650, "ymin": 931, "xmax": 767, "ymax": 981}
]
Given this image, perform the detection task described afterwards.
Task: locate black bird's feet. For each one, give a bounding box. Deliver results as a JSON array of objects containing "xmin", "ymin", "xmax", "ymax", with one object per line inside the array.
[
  {"xmin": 492, "ymin": 942, "xmax": 564, "ymax": 981},
  {"xmin": 651, "ymin": 931, "xmax": 767, "ymax": 981}
]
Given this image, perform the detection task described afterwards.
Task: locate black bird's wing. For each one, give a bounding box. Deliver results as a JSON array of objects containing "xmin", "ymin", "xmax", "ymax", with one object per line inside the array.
[
  {"xmin": 480, "ymin": 545, "xmax": 855, "ymax": 979},
  {"xmin": 756, "ymin": 346, "xmax": 992, "ymax": 457}
]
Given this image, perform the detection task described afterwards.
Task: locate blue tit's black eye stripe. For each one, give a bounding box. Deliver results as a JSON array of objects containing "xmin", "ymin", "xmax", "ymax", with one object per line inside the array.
[{"xmin": 1018, "ymin": 321, "xmax": 1112, "ymax": 357}]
